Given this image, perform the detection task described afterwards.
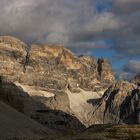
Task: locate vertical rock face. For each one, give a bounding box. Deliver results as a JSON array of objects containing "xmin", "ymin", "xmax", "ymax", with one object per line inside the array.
[
  {"xmin": 0, "ymin": 36, "xmax": 27, "ymax": 81},
  {"xmin": 22, "ymin": 44, "xmax": 81, "ymax": 89},
  {"xmin": 97, "ymin": 58, "xmax": 115, "ymax": 83},
  {"xmin": 103, "ymin": 81, "xmax": 139, "ymax": 124},
  {"xmin": 0, "ymin": 36, "xmax": 115, "ymax": 91},
  {"xmin": 29, "ymin": 44, "xmax": 81, "ymax": 72},
  {"xmin": 0, "ymin": 76, "xmax": 28, "ymax": 113},
  {"xmin": 89, "ymin": 80, "xmax": 140, "ymax": 125}
]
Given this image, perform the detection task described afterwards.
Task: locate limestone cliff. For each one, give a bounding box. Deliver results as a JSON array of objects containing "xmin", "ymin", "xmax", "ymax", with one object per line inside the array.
[
  {"xmin": 0, "ymin": 36, "xmax": 115, "ymax": 89},
  {"xmin": 98, "ymin": 58, "xmax": 115, "ymax": 83},
  {"xmin": 88, "ymin": 80, "xmax": 140, "ymax": 125},
  {"xmin": 0, "ymin": 36, "xmax": 27, "ymax": 81}
]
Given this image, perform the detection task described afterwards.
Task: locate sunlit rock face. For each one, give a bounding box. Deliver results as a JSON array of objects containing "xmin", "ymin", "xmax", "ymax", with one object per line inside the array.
[
  {"xmin": 25, "ymin": 45, "xmax": 115, "ymax": 91},
  {"xmin": 29, "ymin": 44, "xmax": 81, "ymax": 73},
  {"xmin": 0, "ymin": 36, "xmax": 27, "ymax": 82},
  {"xmin": 0, "ymin": 36, "xmax": 115, "ymax": 90},
  {"xmin": 22, "ymin": 44, "xmax": 81, "ymax": 90}
]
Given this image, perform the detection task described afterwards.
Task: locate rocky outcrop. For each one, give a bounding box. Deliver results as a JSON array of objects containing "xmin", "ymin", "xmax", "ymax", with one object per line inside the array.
[
  {"xmin": 0, "ymin": 36, "xmax": 114, "ymax": 90},
  {"xmin": 103, "ymin": 80, "xmax": 140, "ymax": 124},
  {"xmin": 0, "ymin": 76, "xmax": 28, "ymax": 112},
  {"xmin": 0, "ymin": 36, "xmax": 27, "ymax": 81},
  {"xmin": 88, "ymin": 80, "xmax": 140, "ymax": 125},
  {"xmin": 97, "ymin": 58, "xmax": 115, "ymax": 83}
]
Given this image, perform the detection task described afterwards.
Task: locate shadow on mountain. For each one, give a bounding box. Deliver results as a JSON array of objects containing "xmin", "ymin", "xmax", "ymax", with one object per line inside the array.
[
  {"xmin": 120, "ymin": 88, "xmax": 140, "ymax": 124},
  {"xmin": 30, "ymin": 99, "xmax": 85, "ymax": 133},
  {"xmin": 0, "ymin": 77, "xmax": 28, "ymax": 112},
  {"xmin": 0, "ymin": 76, "xmax": 85, "ymax": 134},
  {"xmin": 87, "ymin": 98, "xmax": 102, "ymax": 106},
  {"xmin": 104, "ymin": 89, "xmax": 119, "ymax": 114}
]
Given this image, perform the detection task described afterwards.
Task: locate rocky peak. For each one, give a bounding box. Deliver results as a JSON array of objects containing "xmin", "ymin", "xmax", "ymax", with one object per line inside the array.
[
  {"xmin": 0, "ymin": 36, "xmax": 27, "ymax": 60},
  {"xmin": 100, "ymin": 80, "xmax": 140, "ymax": 124},
  {"xmin": 0, "ymin": 36, "xmax": 27, "ymax": 49},
  {"xmin": 30, "ymin": 44, "xmax": 81, "ymax": 70},
  {"xmin": 85, "ymin": 79, "xmax": 140, "ymax": 125},
  {"xmin": 97, "ymin": 58, "xmax": 115, "ymax": 83},
  {"xmin": 78, "ymin": 55, "xmax": 97, "ymax": 73}
]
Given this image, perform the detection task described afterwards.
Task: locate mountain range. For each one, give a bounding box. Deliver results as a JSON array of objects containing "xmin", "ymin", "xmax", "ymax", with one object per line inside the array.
[{"xmin": 0, "ymin": 36, "xmax": 139, "ymax": 140}]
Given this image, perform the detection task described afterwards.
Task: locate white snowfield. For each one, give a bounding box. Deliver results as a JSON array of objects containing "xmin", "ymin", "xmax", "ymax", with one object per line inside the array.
[
  {"xmin": 66, "ymin": 88, "xmax": 106, "ymax": 126},
  {"xmin": 15, "ymin": 82, "xmax": 55, "ymax": 97}
]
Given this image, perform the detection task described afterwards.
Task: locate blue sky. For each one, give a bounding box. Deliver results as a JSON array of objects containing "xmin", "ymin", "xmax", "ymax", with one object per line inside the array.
[
  {"xmin": 94, "ymin": 0, "xmax": 113, "ymax": 13},
  {"xmin": 0, "ymin": 0, "xmax": 139, "ymax": 80}
]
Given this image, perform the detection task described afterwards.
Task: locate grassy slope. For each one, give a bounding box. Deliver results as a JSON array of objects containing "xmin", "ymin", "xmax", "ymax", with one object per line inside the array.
[{"xmin": 53, "ymin": 124, "xmax": 140, "ymax": 140}]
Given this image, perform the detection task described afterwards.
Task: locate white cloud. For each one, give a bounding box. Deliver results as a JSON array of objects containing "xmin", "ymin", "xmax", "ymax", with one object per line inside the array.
[
  {"xmin": 84, "ymin": 12, "xmax": 122, "ymax": 34},
  {"xmin": 124, "ymin": 60, "xmax": 140, "ymax": 74},
  {"xmin": 0, "ymin": 0, "xmax": 122, "ymax": 46},
  {"xmin": 0, "ymin": 0, "xmax": 96, "ymax": 44},
  {"xmin": 119, "ymin": 60, "xmax": 140, "ymax": 80},
  {"xmin": 113, "ymin": 0, "xmax": 140, "ymax": 14}
]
